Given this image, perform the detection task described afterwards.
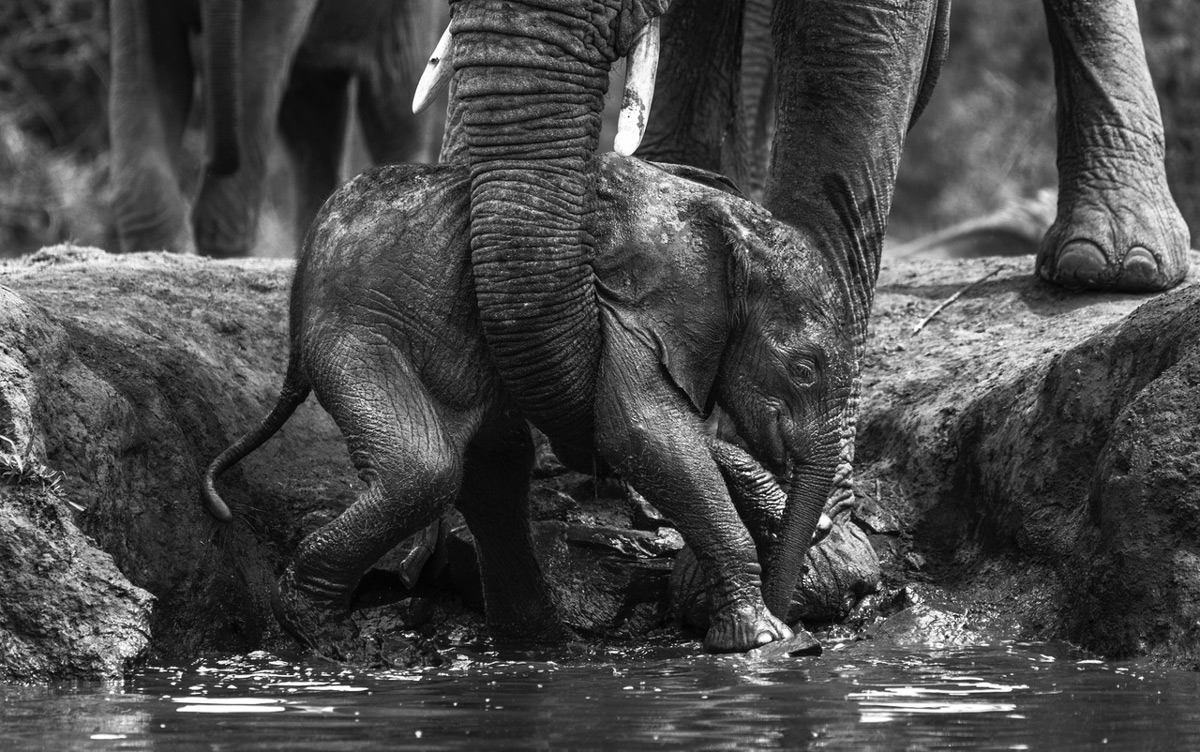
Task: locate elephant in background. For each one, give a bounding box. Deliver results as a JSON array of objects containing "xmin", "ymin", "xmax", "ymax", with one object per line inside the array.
[
  {"xmin": 638, "ymin": 0, "xmax": 1189, "ymax": 293},
  {"xmin": 203, "ymin": 155, "xmax": 852, "ymax": 654},
  {"xmin": 633, "ymin": 0, "xmax": 777, "ymax": 199},
  {"xmin": 108, "ymin": 0, "xmax": 443, "ymax": 258}
]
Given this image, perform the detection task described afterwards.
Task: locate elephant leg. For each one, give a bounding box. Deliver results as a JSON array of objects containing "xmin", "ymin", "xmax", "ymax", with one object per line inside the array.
[
  {"xmin": 273, "ymin": 332, "xmax": 466, "ymax": 656},
  {"xmin": 1037, "ymin": 0, "xmax": 1189, "ymax": 292},
  {"xmin": 740, "ymin": 0, "xmax": 775, "ymax": 201},
  {"xmin": 355, "ymin": 1, "xmax": 443, "ymax": 166},
  {"xmin": 765, "ymin": 0, "xmax": 939, "ymax": 276},
  {"xmin": 109, "ymin": 0, "xmax": 195, "ymax": 253},
  {"xmin": 635, "ymin": 0, "xmax": 747, "ymax": 184},
  {"xmin": 279, "ymin": 69, "xmax": 352, "ymax": 246},
  {"xmin": 192, "ymin": 0, "xmax": 317, "ymax": 257},
  {"xmin": 358, "ymin": 76, "xmax": 438, "ymax": 167},
  {"xmin": 455, "ymin": 413, "xmax": 568, "ymax": 644},
  {"xmin": 595, "ymin": 330, "xmax": 790, "ymax": 653}
]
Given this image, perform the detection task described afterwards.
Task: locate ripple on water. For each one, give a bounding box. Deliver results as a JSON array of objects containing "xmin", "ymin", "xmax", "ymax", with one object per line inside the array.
[{"xmin": 4, "ymin": 642, "xmax": 1200, "ymax": 750}]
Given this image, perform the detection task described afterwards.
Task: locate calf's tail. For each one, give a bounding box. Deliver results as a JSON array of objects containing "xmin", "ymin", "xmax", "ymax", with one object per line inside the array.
[{"xmin": 201, "ymin": 361, "xmax": 310, "ymax": 522}]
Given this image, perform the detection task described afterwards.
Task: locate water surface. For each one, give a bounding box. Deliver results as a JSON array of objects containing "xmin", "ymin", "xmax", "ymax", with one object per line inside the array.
[{"xmin": 4, "ymin": 640, "xmax": 1197, "ymax": 750}]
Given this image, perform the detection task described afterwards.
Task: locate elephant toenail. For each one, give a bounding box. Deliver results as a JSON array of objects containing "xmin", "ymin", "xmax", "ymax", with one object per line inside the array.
[
  {"xmin": 1120, "ymin": 247, "xmax": 1161, "ymax": 290},
  {"xmin": 756, "ymin": 631, "xmax": 774, "ymax": 646},
  {"xmin": 1054, "ymin": 241, "xmax": 1107, "ymax": 286}
]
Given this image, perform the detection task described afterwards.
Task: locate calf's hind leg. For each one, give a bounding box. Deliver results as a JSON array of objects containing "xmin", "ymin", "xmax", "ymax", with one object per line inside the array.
[
  {"xmin": 273, "ymin": 333, "xmax": 468, "ymax": 656},
  {"xmin": 455, "ymin": 414, "xmax": 569, "ymax": 643}
]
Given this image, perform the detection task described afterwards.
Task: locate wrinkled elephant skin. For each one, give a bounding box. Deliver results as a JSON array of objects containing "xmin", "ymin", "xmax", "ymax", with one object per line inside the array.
[
  {"xmin": 203, "ymin": 156, "xmax": 854, "ymax": 654},
  {"xmin": 638, "ymin": 0, "xmax": 1188, "ymax": 293},
  {"xmin": 108, "ymin": 0, "xmax": 441, "ymax": 258},
  {"xmin": 1034, "ymin": 0, "xmax": 1190, "ymax": 292}
]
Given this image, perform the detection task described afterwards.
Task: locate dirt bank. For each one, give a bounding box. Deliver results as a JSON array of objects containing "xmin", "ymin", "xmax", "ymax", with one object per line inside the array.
[{"xmin": 2, "ymin": 244, "xmax": 1198, "ymax": 679}]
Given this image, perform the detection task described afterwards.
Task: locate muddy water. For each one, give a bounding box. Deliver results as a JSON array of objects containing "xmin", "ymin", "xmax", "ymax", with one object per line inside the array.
[{"xmin": 3, "ymin": 641, "xmax": 1198, "ymax": 751}]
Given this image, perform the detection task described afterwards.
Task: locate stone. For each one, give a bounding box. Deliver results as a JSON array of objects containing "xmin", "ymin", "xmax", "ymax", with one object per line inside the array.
[
  {"xmin": 0, "ymin": 482, "xmax": 152, "ymax": 681},
  {"xmin": 669, "ymin": 514, "xmax": 882, "ymax": 631},
  {"xmin": 858, "ymin": 249, "xmax": 1200, "ymax": 667},
  {"xmin": 0, "ymin": 247, "xmax": 354, "ymax": 678}
]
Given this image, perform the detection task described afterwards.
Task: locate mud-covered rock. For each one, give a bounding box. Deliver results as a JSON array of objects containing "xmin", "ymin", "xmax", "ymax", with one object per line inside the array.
[
  {"xmin": 859, "ymin": 249, "xmax": 1200, "ymax": 667},
  {"xmin": 0, "ymin": 482, "xmax": 152, "ymax": 681},
  {"xmin": 442, "ymin": 513, "xmax": 683, "ymax": 637},
  {"xmin": 0, "ymin": 247, "xmax": 355, "ymax": 677},
  {"xmin": 962, "ymin": 285, "xmax": 1200, "ymax": 662},
  {"xmin": 669, "ymin": 515, "xmax": 881, "ymax": 631}
]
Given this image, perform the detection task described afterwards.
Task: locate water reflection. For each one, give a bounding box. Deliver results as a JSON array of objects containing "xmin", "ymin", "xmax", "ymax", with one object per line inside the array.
[{"xmin": 3, "ymin": 642, "xmax": 1200, "ymax": 751}]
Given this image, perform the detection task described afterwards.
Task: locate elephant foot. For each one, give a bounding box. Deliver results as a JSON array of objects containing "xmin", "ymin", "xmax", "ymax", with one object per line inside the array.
[
  {"xmin": 272, "ymin": 568, "xmax": 357, "ymax": 660},
  {"xmin": 484, "ymin": 593, "xmax": 575, "ymax": 646},
  {"xmin": 117, "ymin": 222, "xmax": 195, "ymax": 255},
  {"xmin": 192, "ymin": 180, "xmax": 260, "ymax": 258},
  {"xmin": 113, "ymin": 164, "xmax": 195, "ymax": 254},
  {"xmin": 193, "ymin": 217, "xmax": 257, "ymax": 259},
  {"xmin": 703, "ymin": 598, "xmax": 793, "ymax": 653},
  {"xmin": 1036, "ymin": 166, "xmax": 1190, "ymax": 293}
]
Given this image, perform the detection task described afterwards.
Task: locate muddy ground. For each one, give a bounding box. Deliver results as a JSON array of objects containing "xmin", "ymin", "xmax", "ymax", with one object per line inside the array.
[{"xmin": 2, "ymin": 244, "xmax": 1199, "ymax": 680}]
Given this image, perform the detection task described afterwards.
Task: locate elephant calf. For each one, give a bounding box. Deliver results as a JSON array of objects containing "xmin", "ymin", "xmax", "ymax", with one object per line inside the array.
[{"xmin": 203, "ymin": 155, "xmax": 855, "ymax": 654}]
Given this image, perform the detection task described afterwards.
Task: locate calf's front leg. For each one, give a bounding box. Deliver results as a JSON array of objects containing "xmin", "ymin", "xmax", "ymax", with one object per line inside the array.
[{"xmin": 595, "ymin": 330, "xmax": 790, "ymax": 652}]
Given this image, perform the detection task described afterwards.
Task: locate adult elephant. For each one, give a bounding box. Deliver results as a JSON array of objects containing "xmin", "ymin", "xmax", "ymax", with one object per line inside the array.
[
  {"xmin": 108, "ymin": 0, "xmax": 441, "ymax": 258},
  {"xmin": 633, "ymin": 0, "xmax": 776, "ymax": 198},
  {"xmin": 636, "ymin": 0, "xmax": 1190, "ymax": 293}
]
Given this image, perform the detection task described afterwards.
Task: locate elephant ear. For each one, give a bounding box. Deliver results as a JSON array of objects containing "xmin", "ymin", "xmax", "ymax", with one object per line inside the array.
[
  {"xmin": 595, "ymin": 172, "xmax": 766, "ymax": 415},
  {"xmin": 594, "ymin": 199, "xmax": 735, "ymax": 414},
  {"xmin": 598, "ymin": 258, "xmax": 727, "ymax": 415}
]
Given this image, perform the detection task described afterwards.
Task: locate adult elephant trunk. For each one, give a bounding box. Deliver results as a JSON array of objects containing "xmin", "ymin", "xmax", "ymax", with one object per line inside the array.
[
  {"xmin": 761, "ymin": 445, "xmax": 837, "ymax": 619},
  {"xmin": 758, "ymin": 2, "xmax": 945, "ymax": 621},
  {"xmin": 201, "ymin": 0, "xmax": 242, "ymax": 176},
  {"xmin": 449, "ymin": 3, "xmax": 624, "ymax": 445}
]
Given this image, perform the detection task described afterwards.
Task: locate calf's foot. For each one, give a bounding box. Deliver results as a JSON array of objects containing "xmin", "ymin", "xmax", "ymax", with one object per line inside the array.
[
  {"xmin": 704, "ymin": 597, "xmax": 793, "ymax": 653},
  {"xmin": 272, "ymin": 566, "xmax": 356, "ymax": 660}
]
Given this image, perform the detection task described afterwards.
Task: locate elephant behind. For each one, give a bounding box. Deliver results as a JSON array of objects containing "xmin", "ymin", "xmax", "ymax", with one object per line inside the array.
[{"xmin": 108, "ymin": 0, "xmax": 443, "ymax": 258}]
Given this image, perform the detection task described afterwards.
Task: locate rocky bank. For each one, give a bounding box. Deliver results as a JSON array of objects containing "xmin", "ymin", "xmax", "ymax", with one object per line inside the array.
[{"xmin": 1, "ymin": 244, "xmax": 1198, "ymax": 680}]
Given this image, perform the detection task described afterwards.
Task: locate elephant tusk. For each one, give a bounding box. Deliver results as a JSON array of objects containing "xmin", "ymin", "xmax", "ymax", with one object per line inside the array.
[
  {"xmin": 613, "ymin": 17, "xmax": 660, "ymax": 157},
  {"xmin": 412, "ymin": 26, "xmax": 454, "ymax": 114},
  {"xmin": 811, "ymin": 512, "xmax": 834, "ymax": 546}
]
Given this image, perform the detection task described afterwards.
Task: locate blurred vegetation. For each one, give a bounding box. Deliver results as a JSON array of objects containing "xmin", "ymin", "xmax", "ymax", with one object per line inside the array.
[
  {"xmin": 0, "ymin": 0, "xmax": 111, "ymax": 256},
  {"xmin": 0, "ymin": 0, "xmax": 1195, "ymax": 256},
  {"xmin": 1, "ymin": 0, "xmax": 108, "ymax": 151}
]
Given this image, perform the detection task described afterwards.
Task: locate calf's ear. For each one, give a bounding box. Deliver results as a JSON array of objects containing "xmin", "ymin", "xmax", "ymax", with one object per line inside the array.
[
  {"xmin": 637, "ymin": 203, "xmax": 768, "ymax": 416},
  {"xmin": 602, "ymin": 288, "xmax": 727, "ymax": 417}
]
